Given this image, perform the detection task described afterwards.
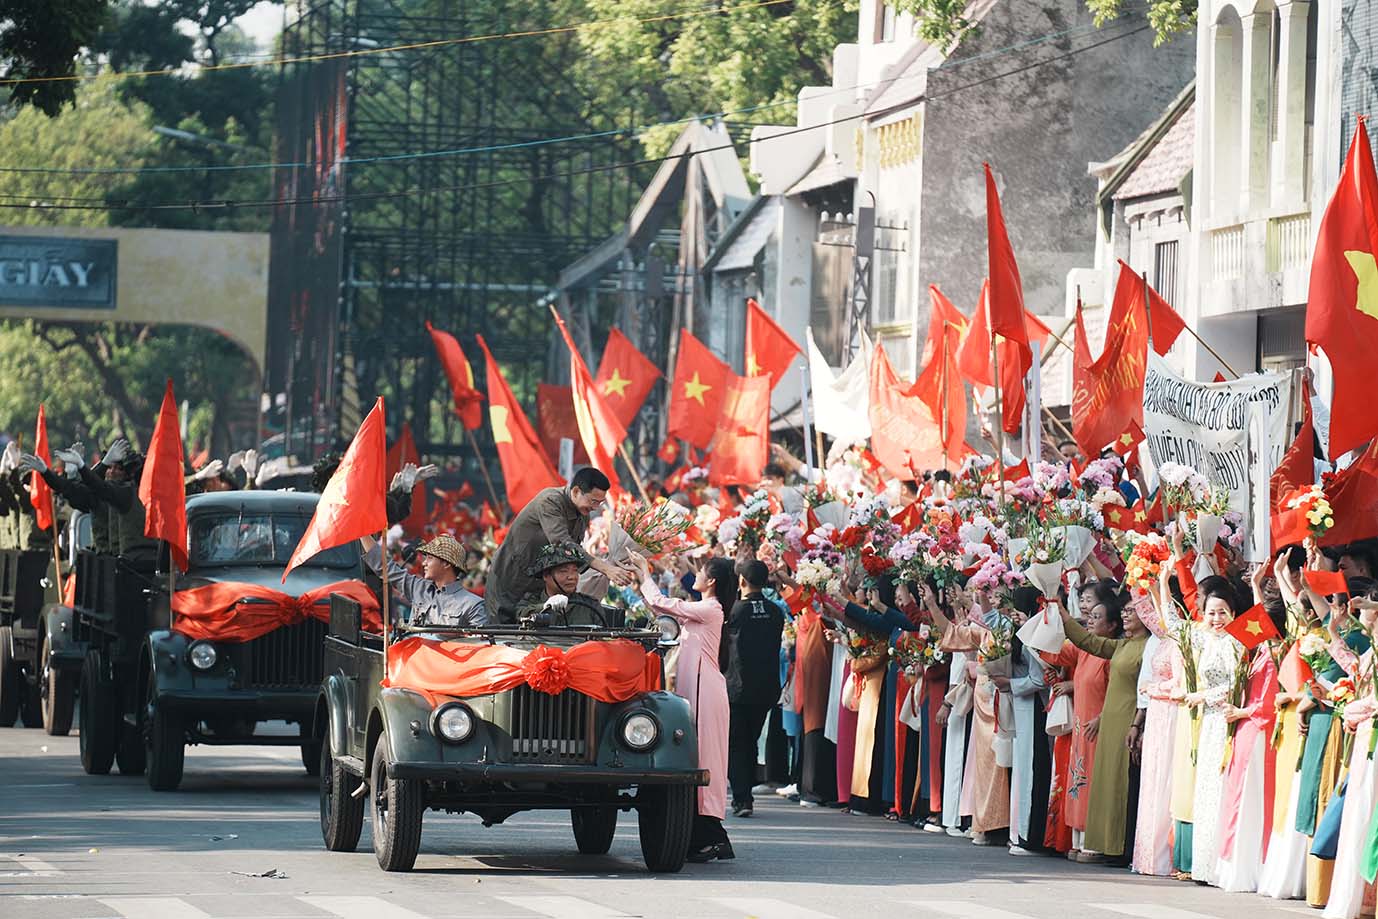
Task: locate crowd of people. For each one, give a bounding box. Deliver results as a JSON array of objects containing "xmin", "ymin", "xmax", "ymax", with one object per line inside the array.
[{"xmin": 597, "ymin": 440, "xmax": 1377, "ymax": 914}]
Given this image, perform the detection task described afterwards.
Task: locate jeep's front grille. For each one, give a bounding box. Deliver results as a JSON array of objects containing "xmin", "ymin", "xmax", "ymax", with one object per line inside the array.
[
  {"xmin": 509, "ymin": 686, "xmax": 597, "ymax": 763},
  {"xmin": 243, "ymin": 618, "xmax": 326, "ymax": 690}
]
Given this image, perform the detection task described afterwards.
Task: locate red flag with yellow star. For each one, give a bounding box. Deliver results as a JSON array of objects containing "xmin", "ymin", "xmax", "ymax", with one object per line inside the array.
[
  {"xmin": 1223, "ymin": 603, "xmax": 1281, "ymax": 650},
  {"xmin": 553, "ymin": 310, "xmax": 626, "ymax": 488},
  {"xmin": 425, "ymin": 321, "xmax": 484, "ymax": 431},
  {"xmin": 593, "ymin": 327, "xmax": 659, "ymax": 430},
  {"xmin": 985, "ymin": 164, "xmax": 1032, "ymax": 389},
  {"xmin": 1104, "ymin": 498, "xmax": 1161, "ymax": 534},
  {"xmin": 910, "ymin": 286, "xmax": 969, "ymax": 465},
  {"xmin": 745, "ymin": 298, "xmax": 801, "ymax": 390},
  {"xmin": 477, "ymin": 335, "xmax": 559, "ymax": 512},
  {"xmin": 667, "ymin": 329, "xmax": 730, "ymax": 450},
  {"xmin": 1306, "ymin": 121, "xmax": 1378, "ymax": 457},
  {"xmin": 707, "ymin": 373, "xmax": 771, "ymax": 485}
]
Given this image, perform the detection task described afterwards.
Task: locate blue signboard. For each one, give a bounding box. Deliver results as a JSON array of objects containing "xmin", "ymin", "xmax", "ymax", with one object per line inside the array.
[{"xmin": 0, "ymin": 236, "xmax": 117, "ymax": 308}]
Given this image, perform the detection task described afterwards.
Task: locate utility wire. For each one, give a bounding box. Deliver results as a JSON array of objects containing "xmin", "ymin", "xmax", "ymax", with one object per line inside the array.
[
  {"xmin": 0, "ymin": 19, "xmax": 1133, "ymax": 177},
  {"xmin": 0, "ymin": 24, "xmax": 1150, "ymax": 212}
]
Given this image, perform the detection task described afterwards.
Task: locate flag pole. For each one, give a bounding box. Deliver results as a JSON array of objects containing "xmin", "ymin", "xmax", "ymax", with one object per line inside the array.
[
  {"xmin": 380, "ymin": 529, "xmax": 391, "ymax": 682},
  {"xmin": 989, "ymin": 301, "xmax": 1006, "ymax": 510},
  {"xmin": 940, "ymin": 324, "xmax": 952, "ymax": 472},
  {"xmin": 465, "ymin": 429, "xmax": 505, "ymax": 520},
  {"xmin": 617, "ymin": 442, "xmax": 652, "ymax": 504},
  {"xmin": 799, "ymin": 364, "xmax": 815, "ymax": 474}
]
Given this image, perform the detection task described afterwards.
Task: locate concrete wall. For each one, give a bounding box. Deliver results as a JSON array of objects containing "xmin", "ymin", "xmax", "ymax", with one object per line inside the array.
[{"xmin": 915, "ymin": 1, "xmax": 1196, "ymax": 325}]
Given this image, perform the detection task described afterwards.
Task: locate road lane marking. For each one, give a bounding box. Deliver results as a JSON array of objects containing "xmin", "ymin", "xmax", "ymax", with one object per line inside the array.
[
  {"xmin": 298, "ymin": 896, "xmax": 431, "ymax": 919},
  {"xmin": 708, "ymin": 898, "xmax": 837, "ymax": 919},
  {"xmin": 0, "ymin": 853, "xmax": 62, "ymax": 876},
  {"xmin": 914, "ymin": 902, "xmax": 1032, "ymax": 919},
  {"xmin": 1089, "ymin": 906, "xmax": 1220, "ymax": 919},
  {"xmin": 99, "ymin": 898, "xmax": 214, "ymax": 919},
  {"xmin": 496, "ymin": 896, "xmax": 632, "ymax": 919}
]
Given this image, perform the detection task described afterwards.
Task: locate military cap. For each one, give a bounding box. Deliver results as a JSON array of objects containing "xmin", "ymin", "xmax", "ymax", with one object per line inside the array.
[
  {"xmin": 526, "ymin": 540, "xmax": 589, "ymax": 577},
  {"xmin": 416, "ymin": 533, "xmax": 465, "ymax": 569}
]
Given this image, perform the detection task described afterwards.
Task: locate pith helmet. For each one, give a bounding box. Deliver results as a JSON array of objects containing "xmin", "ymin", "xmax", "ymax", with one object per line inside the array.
[
  {"xmin": 417, "ymin": 533, "xmax": 465, "ymax": 570},
  {"xmin": 526, "ymin": 540, "xmax": 588, "ymax": 577}
]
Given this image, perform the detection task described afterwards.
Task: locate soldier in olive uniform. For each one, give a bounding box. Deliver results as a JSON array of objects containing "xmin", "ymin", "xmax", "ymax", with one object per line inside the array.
[{"xmin": 515, "ymin": 541, "xmax": 621, "ymax": 628}]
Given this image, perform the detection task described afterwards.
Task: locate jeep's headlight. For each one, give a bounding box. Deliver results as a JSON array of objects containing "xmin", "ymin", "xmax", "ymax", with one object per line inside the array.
[
  {"xmin": 620, "ymin": 712, "xmax": 660, "ymax": 751},
  {"xmin": 431, "ymin": 703, "xmax": 475, "ymax": 743},
  {"xmin": 188, "ymin": 641, "xmax": 218, "ymax": 671}
]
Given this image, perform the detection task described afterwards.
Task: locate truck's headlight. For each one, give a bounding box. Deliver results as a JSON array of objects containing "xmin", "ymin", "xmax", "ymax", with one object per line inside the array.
[
  {"xmin": 620, "ymin": 712, "xmax": 660, "ymax": 751},
  {"xmin": 188, "ymin": 641, "xmax": 218, "ymax": 670},
  {"xmin": 431, "ymin": 703, "xmax": 475, "ymax": 743}
]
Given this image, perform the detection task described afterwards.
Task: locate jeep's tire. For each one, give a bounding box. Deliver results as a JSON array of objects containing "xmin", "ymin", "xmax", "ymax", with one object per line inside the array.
[
  {"xmin": 320, "ymin": 738, "xmax": 364, "ymax": 852},
  {"xmin": 571, "ymin": 805, "xmax": 618, "ymax": 854},
  {"xmin": 370, "ymin": 731, "xmax": 422, "ymax": 871},
  {"xmin": 78, "ymin": 649, "xmax": 117, "ymax": 775},
  {"xmin": 145, "ymin": 675, "xmax": 184, "ymax": 791},
  {"xmin": 637, "ymin": 784, "xmax": 694, "ymax": 873},
  {"xmin": 41, "ymin": 636, "xmax": 74, "ymax": 736},
  {"xmin": 301, "ymin": 740, "xmax": 322, "ymax": 777},
  {"xmin": 0, "ymin": 626, "xmax": 19, "ymax": 727}
]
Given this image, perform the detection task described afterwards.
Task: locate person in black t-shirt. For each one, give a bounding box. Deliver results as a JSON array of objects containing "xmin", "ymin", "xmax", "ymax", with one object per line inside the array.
[{"xmin": 724, "ymin": 559, "xmax": 784, "ymax": 817}]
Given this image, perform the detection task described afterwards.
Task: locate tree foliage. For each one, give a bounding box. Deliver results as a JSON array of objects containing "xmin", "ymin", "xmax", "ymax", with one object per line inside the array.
[
  {"xmin": 0, "ymin": 0, "xmax": 111, "ymax": 116},
  {"xmin": 888, "ymin": 0, "xmax": 1196, "ymax": 46}
]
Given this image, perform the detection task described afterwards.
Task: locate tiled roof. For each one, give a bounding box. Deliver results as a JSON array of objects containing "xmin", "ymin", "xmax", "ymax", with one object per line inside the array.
[{"xmin": 1112, "ymin": 98, "xmax": 1195, "ymax": 200}]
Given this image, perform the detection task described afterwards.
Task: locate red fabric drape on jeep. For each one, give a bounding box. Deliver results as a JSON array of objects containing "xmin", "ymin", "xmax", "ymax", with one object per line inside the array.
[{"xmin": 171, "ymin": 580, "xmax": 381, "ymax": 643}]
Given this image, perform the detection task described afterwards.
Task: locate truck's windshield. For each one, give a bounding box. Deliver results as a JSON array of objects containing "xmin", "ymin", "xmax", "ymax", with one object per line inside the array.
[{"xmin": 188, "ymin": 514, "xmax": 358, "ymax": 569}]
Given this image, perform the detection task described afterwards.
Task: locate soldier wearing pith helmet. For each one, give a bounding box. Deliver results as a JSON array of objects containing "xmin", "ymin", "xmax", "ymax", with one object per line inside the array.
[{"xmin": 359, "ymin": 531, "xmax": 491, "ymax": 628}]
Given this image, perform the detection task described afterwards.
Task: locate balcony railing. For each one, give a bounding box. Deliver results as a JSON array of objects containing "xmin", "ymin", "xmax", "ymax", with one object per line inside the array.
[
  {"xmin": 1266, "ymin": 212, "xmax": 1311, "ymax": 273},
  {"xmin": 1210, "ymin": 224, "xmax": 1245, "ymax": 281}
]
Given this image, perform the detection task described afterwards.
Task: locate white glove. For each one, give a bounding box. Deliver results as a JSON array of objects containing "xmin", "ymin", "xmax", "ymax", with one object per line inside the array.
[
  {"xmin": 226, "ymin": 451, "xmax": 245, "ymax": 473},
  {"xmin": 192, "ymin": 459, "xmax": 224, "ymax": 481},
  {"xmin": 0, "ymin": 441, "xmax": 18, "ymax": 474},
  {"xmin": 415, "ymin": 463, "xmax": 439, "ymax": 482},
  {"xmin": 543, "ymin": 594, "xmax": 569, "ymax": 611},
  {"xmin": 241, "ymin": 449, "xmax": 260, "ymax": 481},
  {"xmin": 53, "ymin": 445, "xmax": 84, "ymax": 471},
  {"xmin": 102, "ymin": 437, "xmax": 130, "ymax": 466},
  {"xmin": 17, "ymin": 453, "xmax": 48, "ymax": 475},
  {"xmin": 392, "ymin": 463, "xmax": 420, "ymax": 493}
]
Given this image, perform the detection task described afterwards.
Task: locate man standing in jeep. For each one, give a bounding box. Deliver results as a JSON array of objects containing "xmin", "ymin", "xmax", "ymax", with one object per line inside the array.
[{"xmin": 484, "ymin": 467, "xmax": 634, "ymax": 622}]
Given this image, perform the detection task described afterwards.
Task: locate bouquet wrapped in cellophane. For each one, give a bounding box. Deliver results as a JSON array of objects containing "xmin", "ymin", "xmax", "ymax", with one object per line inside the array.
[{"xmin": 611, "ymin": 497, "xmax": 693, "ymax": 562}]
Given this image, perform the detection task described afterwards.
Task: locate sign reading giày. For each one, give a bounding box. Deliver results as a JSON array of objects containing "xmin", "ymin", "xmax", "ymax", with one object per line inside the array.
[
  {"xmin": 1142, "ymin": 352, "xmax": 1291, "ymax": 562},
  {"xmin": 0, "ymin": 236, "xmax": 117, "ymax": 308}
]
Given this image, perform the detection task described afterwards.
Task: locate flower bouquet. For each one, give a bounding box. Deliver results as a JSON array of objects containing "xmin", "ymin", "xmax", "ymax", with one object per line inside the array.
[
  {"xmin": 1285, "ymin": 485, "xmax": 1335, "ymax": 541},
  {"xmin": 1015, "ymin": 526, "xmax": 1068, "ymax": 600},
  {"xmin": 612, "ymin": 498, "xmax": 692, "ymax": 560},
  {"xmin": 979, "ymin": 617, "xmax": 1018, "ymax": 766},
  {"xmin": 1123, "ymin": 532, "xmax": 1170, "ymax": 594},
  {"xmin": 1046, "ymin": 496, "xmax": 1103, "ymax": 570},
  {"xmin": 723, "ymin": 489, "xmax": 775, "ymax": 552},
  {"xmin": 891, "ymin": 631, "xmax": 929, "ymax": 677}
]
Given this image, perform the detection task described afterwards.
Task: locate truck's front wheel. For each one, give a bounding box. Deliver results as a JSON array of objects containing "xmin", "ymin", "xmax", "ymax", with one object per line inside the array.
[
  {"xmin": 41, "ymin": 636, "xmax": 74, "ymax": 736},
  {"xmin": 320, "ymin": 735, "xmax": 363, "ymax": 852},
  {"xmin": 144, "ymin": 678, "xmax": 184, "ymax": 791},
  {"xmin": 0, "ymin": 626, "xmax": 20, "ymax": 727},
  {"xmin": 78, "ymin": 649, "xmax": 117, "ymax": 774},
  {"xmin": 370, "ymin": 731, "xmax": 422, "ymax": 871},
  {"xmin": 637, "ymin": 784, "xmax": 694, "ymax": 873},
  {"xmin": 571, "ymin": 805, "xmax": 618, "ymax": 854}
]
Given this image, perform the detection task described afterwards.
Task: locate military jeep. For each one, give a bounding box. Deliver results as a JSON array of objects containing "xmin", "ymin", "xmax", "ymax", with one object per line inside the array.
[{"xmin": 316, "ymin": 597, "xmax": 705, "ymax": 873}]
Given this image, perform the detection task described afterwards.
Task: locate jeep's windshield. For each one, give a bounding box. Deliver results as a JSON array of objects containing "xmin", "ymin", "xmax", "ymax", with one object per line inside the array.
[{"xmin": 188, "ymin": 514, "xmax": 358, "ymax": 569}]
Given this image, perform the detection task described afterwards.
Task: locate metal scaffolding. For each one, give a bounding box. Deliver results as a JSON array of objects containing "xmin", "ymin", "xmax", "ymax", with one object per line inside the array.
[{"xmin": 265, "ymin": 0, "xmax": 647, "ymax": 467}]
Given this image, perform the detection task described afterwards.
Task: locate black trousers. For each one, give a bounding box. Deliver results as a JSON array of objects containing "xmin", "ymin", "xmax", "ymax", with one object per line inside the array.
[
  {"xmin": 728, "ymin": 702, "xmax": 773, "ymax": 807},
  {"xmin": 800, "ymin": 729, "xmax": 837, "ymax": 803},
  {"xmin": 691, "ymin": 815, "xmax": 730, "ymax": 848},
  {"xmin": 1020, "ymin": 698, "xmax": 1053, "ymax": 850},
  {"xmin": 763, "ymin": 706, "xmax": 791, "ymax": 785},
  {"xmin": 1112, "ymin": 759, "xmax": 1142, "ymax": 865}
]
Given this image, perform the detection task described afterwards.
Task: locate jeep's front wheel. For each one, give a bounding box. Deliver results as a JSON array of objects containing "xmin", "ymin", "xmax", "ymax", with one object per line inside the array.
[
  {"xmin": 144, "ymin": 677, "xmax": 184, "ymax": 791},
  {"xmin": 78, "ymin": 649, "xmax": 117, "ymax": 775},
  {"xmin": 320, "ymin": 736, "xmax": 363, "ymax": 852},
  {"xmin": 370, "ymin": 731, "xmax": 422, "ymax": 871},
  {"xmin": 571, "ymin": 805, "xmax": 618, "ymax": 854},
  {"xmin": 636, "ymin": 784, "xmax": 694, "ymax": 873}
]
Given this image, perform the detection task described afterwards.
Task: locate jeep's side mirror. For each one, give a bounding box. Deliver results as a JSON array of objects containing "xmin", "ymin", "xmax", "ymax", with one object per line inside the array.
[{"xmin": 654, "ymin": 614, "xmax": 681, "ymax": 648}]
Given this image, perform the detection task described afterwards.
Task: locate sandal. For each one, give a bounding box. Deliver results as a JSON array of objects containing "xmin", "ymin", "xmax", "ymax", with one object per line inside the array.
[{"xmin": 885, "ymin": 811, "xmax": 900, "ymax": 821}]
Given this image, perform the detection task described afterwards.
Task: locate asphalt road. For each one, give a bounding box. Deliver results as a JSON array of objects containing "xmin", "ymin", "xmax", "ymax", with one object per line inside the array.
[{"xmin": 1, "ymin": 726, "xmax": 1321, "ymax": 919}]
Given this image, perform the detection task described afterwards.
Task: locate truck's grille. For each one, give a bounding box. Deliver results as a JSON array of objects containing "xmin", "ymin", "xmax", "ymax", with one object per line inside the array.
[
  {"xmin": 242, "ymin": 619, "xmax": 326, "ymax": 690},
  {"xmin": 509, "ymin": 686, "xmax": 597, "ymax": 763}
]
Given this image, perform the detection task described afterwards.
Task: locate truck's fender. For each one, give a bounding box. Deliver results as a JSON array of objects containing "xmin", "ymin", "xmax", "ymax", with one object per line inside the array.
[
  {"xmin": 369, "ymin": 688, "xmax": 442, "ymax": 766},
  {"xmin": 143, "ymin": 629, "xmax": 191, "ymax": 698},
  {"xmin": 42, "ymin": 603, "xmax": 83, "ymax": 667}
]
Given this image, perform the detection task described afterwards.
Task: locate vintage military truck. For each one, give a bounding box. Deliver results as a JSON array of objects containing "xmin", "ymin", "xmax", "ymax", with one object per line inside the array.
[
  {"xmin": 316, "ymin": 598, "xmax": 705, "ymax": 873},
  {"xmin": 0, "ymin": 547, "xmax": 55, "ymax": 729},
  {"xmin": 77, "ymin": 490, "xmax": 364, "ymax": 790}
]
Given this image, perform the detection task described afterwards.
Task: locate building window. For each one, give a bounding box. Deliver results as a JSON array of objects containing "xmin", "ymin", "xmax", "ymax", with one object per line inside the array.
[{"xmin": 1154, "ymin": 241, "xmax": 1179, "ymax": 306}]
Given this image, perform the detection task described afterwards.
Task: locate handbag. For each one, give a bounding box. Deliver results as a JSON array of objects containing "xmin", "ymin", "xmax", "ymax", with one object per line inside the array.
[{"xmin": 1046, "ymin": 693, "xmax": 1074, "ymax": 737}]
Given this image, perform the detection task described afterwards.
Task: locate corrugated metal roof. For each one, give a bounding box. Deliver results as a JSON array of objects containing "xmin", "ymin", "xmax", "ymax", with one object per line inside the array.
[
  {"xmin": 1113, "ymin": 98, "xmax": 1196, "ymax": 200},
  {"xmin": 709, "ymin": 198, "xmax": 782, "ymax": 272},
  {"xmin": 785, "ymin": 154, "xmax": 856, "ymax": 196}
]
